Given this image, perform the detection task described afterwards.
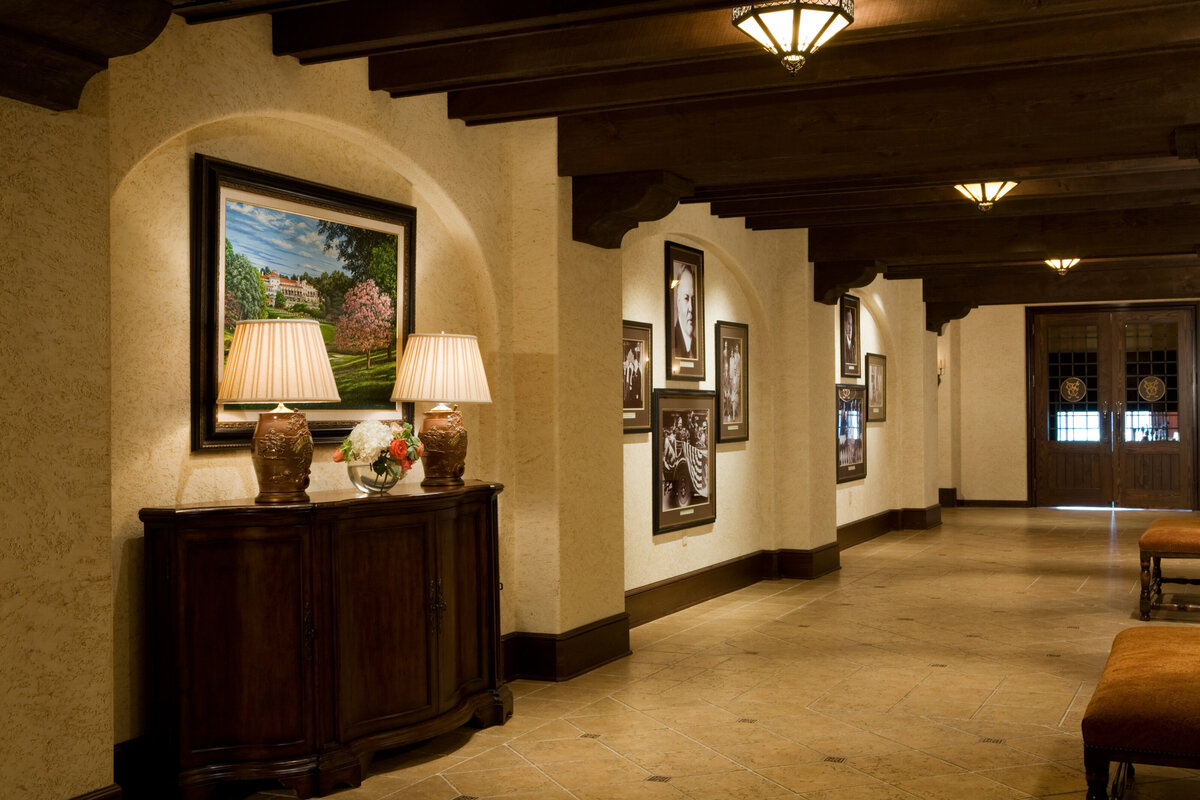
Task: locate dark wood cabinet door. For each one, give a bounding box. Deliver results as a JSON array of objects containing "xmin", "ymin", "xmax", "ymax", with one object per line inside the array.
[
  {"xmin": 330, "ymin": 509, "xmax": 438, "ymax": 741},
  {"xmin": 436, "ymin": 500, "xmax": 492, "ymax": 713},
  {"xmin": 175, "ymin": 522, "xmax": 316, "ymax": 765}
]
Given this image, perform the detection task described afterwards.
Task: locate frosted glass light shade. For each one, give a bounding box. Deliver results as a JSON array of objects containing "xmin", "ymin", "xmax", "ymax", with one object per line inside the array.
[
  {"xmin": 392, "ymin": 333, "xmax": 492, "ymax": 404},
  {"xmin": 733, "ymin": 1, "xmax": 854, "ymax": 74},
  {"xmin": 954, "ymin": 180, "xmax": 1019, "ymax": 211},
  {"xmin": 1046, "ymin": 258, "xmax": 1081, "ymax": 276},
  {"xmin": 217, "ymin": 318, "xmax": 341, "ymax": 404}
]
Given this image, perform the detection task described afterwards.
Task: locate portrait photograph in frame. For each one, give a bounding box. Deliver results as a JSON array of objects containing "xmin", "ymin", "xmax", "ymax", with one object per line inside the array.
[
  {"xmin": 715, "ymin": 320, "xmax": 748, "ymax": 442},
  {"xmin": 866, "ymin": 353, "xmax": 887, "ymax": 422},
  {"xmin": 191, "ymin": 154, "xmax": 416, "ymax": 450},
  {"xmin": 653, "ymin": 389, "xmax": 716, "ymax": 534},
  {"xmin": 665, "ymin": 241, "xmax": 705, "ymax": 381},
  {"xmin": 836, "ymin": 383, "xmax": 867, "ymax": 483},
  {"xmin": 622, "ymin": 320, "xmax": 653, "ymax": 433},
  {"xmin": 840, "ymin": 293, "xmax": 861, "ymax": 378}
]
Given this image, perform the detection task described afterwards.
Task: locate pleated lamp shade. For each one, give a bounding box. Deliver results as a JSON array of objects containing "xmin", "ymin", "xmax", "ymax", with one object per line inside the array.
[
  {"xmin": 217, "ymin": 319, "xmax": 341, "ymax": 404},
  {"xmin": 392, "ymin": 333, "xmax": 492, "ymax": 404}
]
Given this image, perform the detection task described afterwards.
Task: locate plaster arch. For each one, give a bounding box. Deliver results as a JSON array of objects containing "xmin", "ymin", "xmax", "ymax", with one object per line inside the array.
[{"xmin": 109, "ymin": 111, "xmax": 503, "ymax": 345}]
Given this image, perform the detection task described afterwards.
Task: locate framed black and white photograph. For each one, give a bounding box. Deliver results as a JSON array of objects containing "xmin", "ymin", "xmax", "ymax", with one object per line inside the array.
[
  {"xmin": 836, "ymin": 383, "xmax": 867, "ymax": 483},
  {"xmin": 622, "ymin": 320, "xmax": 652, "ymax": 433},
  {"xmin": 840, "ymin": 293, "xmax": 860, "ymax": 378},
  {"xmin": 191, "ymin": 154, "xmax": 416, "ymax": 451},
  {"xmin": 665, "ymin": 241, "xmax": 705, "ymax": 381},
  {"xmin": 653, "ymin": 389, "xmax": 716, "ymax": 534},
  {"xmin": 866, "ymin": 352, "xmax": 887, "ymax": 422},
  {"xmin": 716, "ymin": 320, "xmax": 748, "ymax": 442}
]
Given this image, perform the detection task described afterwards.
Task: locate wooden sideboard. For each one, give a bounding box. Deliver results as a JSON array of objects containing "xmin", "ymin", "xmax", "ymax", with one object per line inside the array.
[{"xmin": 141, "ymin": 481, "xmax": 511, "ymax": 800}]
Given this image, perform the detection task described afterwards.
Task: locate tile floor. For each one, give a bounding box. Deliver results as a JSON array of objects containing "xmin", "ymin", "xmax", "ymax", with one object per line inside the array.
[{"xmin": 249, "ymin": 506, "xmax": 1200, "ymax": 800}]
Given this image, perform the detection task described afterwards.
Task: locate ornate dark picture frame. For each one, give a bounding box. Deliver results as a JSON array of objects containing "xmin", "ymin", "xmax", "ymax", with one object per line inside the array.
[
  {"xmin": 191, "ymin": 154, "xmax": 416, "ymax": 450},
  {"xmin": 622, "ymin": 320, "xmax": 653, "ymax": 433},
  {"xmin": 866, "ymin": 352, "xmax": 887, "ymax": 422},
  {"xmin": 840, "ymin": 293, "xmax": 861, "ymax": 378},
  {"xmin": 665, "ymin": 241, "xmax": 705, "ymax": 381},
  {"xmin": 836, "ymin": 383, "xmax": 867, "ymax": 483},
  {"xmin": 653, "ymin": 388, "xmax": 716, "ymax": 534},
  {"xmin": 715, "ymin": 320, "xmax": 748, "ymax": 442}
]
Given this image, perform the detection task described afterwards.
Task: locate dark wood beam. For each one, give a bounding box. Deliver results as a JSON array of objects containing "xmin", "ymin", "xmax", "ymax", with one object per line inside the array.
[
  {"xmin": 170, "ymin": 0, "xmax": 332, "ymax": 22},
  {"xmin": 451, "ymin": 3, "xmax": 1200, "ymax": 124},
  {"xmin": 558, "ymin": 50, "xmax": 1200, "ymax": 186},
  {"xmin": 273, "ymin": 0, "xmax": 740, "ymax": 62},
  {"xmin": 922, "ymin": 260, "xmax": 1200, "ymax": 310},
  {"xmin": 813, "ymin": 261, "xmax": 883, "ymax": 305},
  {"xmin": 369, "ymin": 11, "xmax": 754, "ymax": 98},
  {"xmin": 810, "ymin": 206, "xmax": 1200, "ymax": 266},
  {"xmin": 926, "ymin": 302, "xmax": 978, "ymax": 335},
  {"xmin": 572, "ymin": 171, "xmax": 694, "ymax": 249},
  {"xmin": 889, "ymin": 254, "xmax": 1200, "ymax": 281},
  {"xmin": 0, "ymin": 0, "xmax": 171, "ymax": 110}
]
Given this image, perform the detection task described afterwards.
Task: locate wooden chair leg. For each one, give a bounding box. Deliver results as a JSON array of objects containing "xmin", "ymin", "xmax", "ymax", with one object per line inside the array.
[
  {"xmin": 1140, "ymin": 551, "xmax": 1153, "ymax": 620},
  {"xmin": 1085, "ymin": 749, "xmax": 1109, "ymax": 800}
]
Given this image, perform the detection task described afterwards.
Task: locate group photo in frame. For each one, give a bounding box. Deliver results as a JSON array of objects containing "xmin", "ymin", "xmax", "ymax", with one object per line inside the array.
[
  {"xmin": 836, "ymin": 383, "xmax": 867, "ymax": 483},
  {"xmin": 840, "ymin": 293, "xmax": 861, "ymax": 378},
  {"xmin": 715, "ymin": 320, "xmax": 749, "ymax": 442},
  {"xmin": 622, "ymin": 320, "xmax": 653, "ymax": 433},
  {"xmin": 665, "ymin": 241, "xmax": 705, "ymax": 381},
  {"xmin": 866, "ymin": 353, "xmax": 887, "ymax": 422},
  {"xmin": 191, "ymin": 154, "xmax": 416, "ymax": 450},
  {"xmin": 653, "ymin": 389, "xmax": 717, "ymax": 534}
]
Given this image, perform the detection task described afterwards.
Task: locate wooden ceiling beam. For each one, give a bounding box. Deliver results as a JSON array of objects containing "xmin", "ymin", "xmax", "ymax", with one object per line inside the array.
[
  {"xmin": 272, "ymin": 0, "xmax": 739, "ymax": 63},
  {"xmin": 368, "ymin": 11, "xmax": 753, "ymax": 98},
  {"xmin": 808, "ymin": 206, "xmax": 1200, "ymax": 265},
  {"xmin": 450, "ymin": 3, "xmax": 1200, "ymax": 124},
  {"xmin": 169, "ymin": 0, "xmax": 332, "ymax": 22},
  {"xmin": 558, "ymin": 50, "xmax": 1200, "ymax": 186}
]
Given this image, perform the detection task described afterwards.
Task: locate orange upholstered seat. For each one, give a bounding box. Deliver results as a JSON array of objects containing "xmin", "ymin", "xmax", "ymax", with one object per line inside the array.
[{"xmin": 1139, "ymin": 518, "xmax": 1200, "ymax": 555}]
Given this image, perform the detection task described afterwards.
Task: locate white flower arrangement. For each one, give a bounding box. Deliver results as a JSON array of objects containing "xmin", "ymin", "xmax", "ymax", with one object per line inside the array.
[{"xmin": 341, "ymin": 420, "xmax": 395, "ymax": 463}]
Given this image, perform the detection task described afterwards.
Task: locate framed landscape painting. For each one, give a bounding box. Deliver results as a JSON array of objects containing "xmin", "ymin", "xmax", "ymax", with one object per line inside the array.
[
  {"xmin": 191, "ymin": 154, "xmax": 416, "ymax": 450},
  {"xmin": 622, "ymin": 320, "xmax": 652, "ymax": 433},
  {"xmin": 653, "ymin": 389, "xmax": 716, "ymax": 534},
  {"xmin": 836, "ymin": 383, "xmax": 866, "ymax": 483},
  {"xmin": 715, "ymin": 320, "xmax": 748, "ymax": 442},
  {"xmin": 665, "ymin": 241, "xmax": 705, "ymax": 381},
  {"xmin": 867, "ymin": 352, "xmax": 887, "ymax": 422}
]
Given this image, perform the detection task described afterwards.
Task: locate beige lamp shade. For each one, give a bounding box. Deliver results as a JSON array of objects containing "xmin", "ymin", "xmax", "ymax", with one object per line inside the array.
[
  {"xmin": 217, "ymin": 318, "xmax": 341, "ymax": 404},
  {"xmin": 392, "ymin": 333, "xmax": 492, "ymax": 404}
]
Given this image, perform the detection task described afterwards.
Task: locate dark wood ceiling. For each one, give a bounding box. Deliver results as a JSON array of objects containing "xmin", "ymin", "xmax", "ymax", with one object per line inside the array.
[{"xmin": 14, "ymin": 0, "xmax": 1200, "ymax": 329}]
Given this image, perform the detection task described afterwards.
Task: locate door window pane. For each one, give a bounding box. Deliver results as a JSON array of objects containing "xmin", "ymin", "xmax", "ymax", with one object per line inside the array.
[
  {"xmin": 1047, "ymin": 324, "xmax": 1099, "ymax": 443},
  {"xmin": 1124, "ymin": 323, "xmax": 1179, "ymax": 442}
]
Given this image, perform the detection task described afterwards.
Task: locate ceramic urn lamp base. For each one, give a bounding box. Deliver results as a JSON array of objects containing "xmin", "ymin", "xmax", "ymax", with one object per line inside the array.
[
  {"xmin": 419, "ymin": 403, "xmax": 468, "ymax": 487},
  {"xmin": 250, "ymin": 408, "xmax": 314, "ymax": 503}
]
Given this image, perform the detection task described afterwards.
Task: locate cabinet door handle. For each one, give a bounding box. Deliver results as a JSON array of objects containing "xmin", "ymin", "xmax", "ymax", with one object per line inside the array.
[
  {"xmin": 303, "ymin": 603, "xmax": 316, "ymax": 661},
  {"xmin": 429, "ymin": 579, "xmax": 447, "ymax": 634}
]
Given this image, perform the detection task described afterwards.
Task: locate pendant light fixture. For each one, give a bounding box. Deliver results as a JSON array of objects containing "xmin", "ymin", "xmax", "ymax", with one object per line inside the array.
[
  {"xmin": 733, "ymin": 0, "xmax": 854, "ymax": 75},
  {"xmin": 954, "ymin": 181, "xmax": 1019, "ymax": 212},
  {"xmin": 1045, "ymin": 258, "xmax": 1080, "ymax": 276}
]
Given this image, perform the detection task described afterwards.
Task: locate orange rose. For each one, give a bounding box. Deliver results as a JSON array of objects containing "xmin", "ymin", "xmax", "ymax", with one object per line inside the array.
[
  {"xmin": 388, "ymin": 439, "xmax": 406, "ymax": 460},
  {"xmin": 332, "ymin": 448, "xmax": 345, "ymax": 463}
]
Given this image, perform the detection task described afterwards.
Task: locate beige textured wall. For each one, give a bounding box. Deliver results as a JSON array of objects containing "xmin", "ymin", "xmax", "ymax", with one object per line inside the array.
[
  {"xmin": 621, "ymin": 205, "xmax": 828, "ymax": 590},
  {"xmin": 937, "ymin": 320, "xmax": 962, "ymax": 493},
  {"xmin": 959, "ymin": 306, "xmax": 1029, "ymax": 502},
  {"xmin": 0, "ymin": 79, "xmax": 114, "ymax": 798}
]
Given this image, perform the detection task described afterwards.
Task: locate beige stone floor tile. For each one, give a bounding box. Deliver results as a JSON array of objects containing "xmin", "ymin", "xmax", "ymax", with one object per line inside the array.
[
  {"xmin": 847, "ymin": 750, "xmax": 964, "ymax": 783},
  {"xmin": 982, "ymin": 762, "xmax": 1088, "ymax": 796},
  {"xmin": 478, "ymin": 789, "xmax": 577, "ymax": 800},
  {"xmin": 921, "ymin": 741, "xmax": 1046, "ymax": 771},
  {"xmin": 505, "ymin": 719, "xmax": 586, "ymax": 743},
  {"xmin": 876, "ymin": 723, "xmax": 982, "ymax": 750},
  {"xmin": 568, "ymin": 710, "xmax": 668, "ymax": 735},
  {"xmin": 897, "ymin": 771, "xmax": 1033, "ymax": 800},
  {"xmin": 571, "ymin": 779, "xmax": 689, "ymax": 800},
  {"xmin": 536, "ymin": 754, "xmax": 651, "ymax": 788},
  {"xmin": 643, "ymin": 702, "xmax": 740, "ymax": 728},
  {"xmin": 757, "ymin": 760, "xmax": 884, "ymax": 793},
  {"xmin": 506, "ymin": 736, "xmax": 616, "ymax": 764},
  {"xmin": 669, "ymin": 769, "xmax": 794, "ymax": 799},
  {"xmin": 443, "ymin": 766, "xmax": 561, "ymax": 797},
  {"xmin": 443, "ymin": 746, "xmax": 529, "ymax": 773},
  {"xmin": 713, "ymin": 737, "xmax": 825, "ymax": 769},
  {"xmin": 622, "ymin": 747, "xmax": 742, "ymax": 777},
  {"xmin": 374, "ymin": 776, "xmax": 462, "ymax": 800},
  {"xmin": 801, "ymin": 785, "xmax": 925, "ymax": 800}
]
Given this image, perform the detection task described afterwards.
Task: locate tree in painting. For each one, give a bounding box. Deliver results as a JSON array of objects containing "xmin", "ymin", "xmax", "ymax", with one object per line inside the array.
[
  {"xmin": 224, "ymin": 239, "xmax": 267, "ymax": 327},
  {"xmin": 318, "ymin": 221, "xmax": 399, "ymax": 300},
  {"xmin": 334, "ymin": 279, "xmax": 394, "ymax": 370}
]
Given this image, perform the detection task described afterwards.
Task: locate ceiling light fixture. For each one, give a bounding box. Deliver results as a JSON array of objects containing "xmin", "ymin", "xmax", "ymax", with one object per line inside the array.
[
  {"xmin": 1045, "ymin": 258, "xmax": 1080, "ymax": 276},
  {"xmin": 733, "ymin": 0, "xmax": 854, "ymax": 75},
  {"xmin": 954, "ymin": 181, "xmax": 1019, "ymax": 212}
]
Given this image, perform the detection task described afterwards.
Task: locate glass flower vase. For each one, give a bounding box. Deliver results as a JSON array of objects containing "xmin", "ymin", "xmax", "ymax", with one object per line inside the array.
[{"xmin": 347, "ymin": 461, "xmax": 404, "ymax": 494}]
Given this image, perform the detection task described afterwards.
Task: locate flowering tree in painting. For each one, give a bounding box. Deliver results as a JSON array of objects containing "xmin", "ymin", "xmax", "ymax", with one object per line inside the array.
[{"xmin": 334, "ymin": 279, "xmax": 394, "ymax": 369}]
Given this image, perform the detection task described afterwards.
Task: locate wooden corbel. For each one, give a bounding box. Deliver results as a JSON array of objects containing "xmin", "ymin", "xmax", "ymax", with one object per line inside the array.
[
  {"xmin": 926, "ymin": 301, "xmax": 977, "ymax": 335},
  {"xmin": 572, "ymin": 171, "xmax": 694, "ymax": 249},
  {"xmin": 813, "ymin": 260, "xmax": 883, "ymax": 304}
]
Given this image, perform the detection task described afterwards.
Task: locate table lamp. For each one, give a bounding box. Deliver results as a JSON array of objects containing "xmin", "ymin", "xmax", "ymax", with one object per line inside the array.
[
  {"xmin": 217, "ymin": 318, "xmax": 341, "ymax": 503},
  {"xmin": 392, "ymin": 333, "xmax": 492, "ymax": 486}
]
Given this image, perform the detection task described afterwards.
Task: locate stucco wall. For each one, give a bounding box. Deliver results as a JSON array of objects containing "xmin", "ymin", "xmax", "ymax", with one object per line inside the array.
[
  {"xmin": 958, "ymin": 306, "xmax": 1029, "ymax": 502},
  {"xmin": 0, "ymin": 79, "xmax": 114, "ymax": 798}
]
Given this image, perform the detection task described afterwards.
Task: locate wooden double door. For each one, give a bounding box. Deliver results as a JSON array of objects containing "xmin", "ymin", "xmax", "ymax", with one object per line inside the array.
[{"xmin": 1031, "ymin": 305, "xmax": 1196, "ymax": 509}]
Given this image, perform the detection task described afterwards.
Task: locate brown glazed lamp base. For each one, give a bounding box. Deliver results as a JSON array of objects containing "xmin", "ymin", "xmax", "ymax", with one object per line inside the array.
[
  {"xmin": 251, "ymin": 410, "xmax": 314, "ymax": 503},
  {"xmin": 419, "ymin": 404, "xmax": 467, "ymax": 487}
]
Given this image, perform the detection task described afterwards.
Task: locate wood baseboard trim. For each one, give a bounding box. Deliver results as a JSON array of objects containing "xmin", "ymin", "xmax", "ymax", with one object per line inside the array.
[
  {"xmin": 938, "ymin": 488, "xmax": 959, "ymax": 507},
  {"xmin": 626, "ymin": 551, "xmax": 770, "ymax": 628},
  {"xmin": 837, "ymin": 509, "xmax": 898, "ymax": 550},
  {"xmin": 70, "ymin": 785, "xmax": 122, "ymax": 800},
  {"xmin": 777, "ymin": 543, "xmax": 841, "ymax": 580},
  {"xmin": 900, "ymin": 503, "xmax": 942, "ymax": 530},
  {"xmin": 502, "ymin": 612, "xmax": 631, "ymax": 682},
  {"xmin": 960, "ymin": 499, "xmax": 1032, "ymax": 507}
]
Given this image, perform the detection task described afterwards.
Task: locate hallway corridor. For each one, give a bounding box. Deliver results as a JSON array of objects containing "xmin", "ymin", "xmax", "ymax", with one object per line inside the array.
[{"xmin": 249, "ymin": 507, "xmax": 1200, "ymax": 800}]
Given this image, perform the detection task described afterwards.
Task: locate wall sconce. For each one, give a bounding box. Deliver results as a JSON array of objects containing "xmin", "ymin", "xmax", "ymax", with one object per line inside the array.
[{"xmin": 937, "ymin": 358, "xmax": 945, "ymax": 386}]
